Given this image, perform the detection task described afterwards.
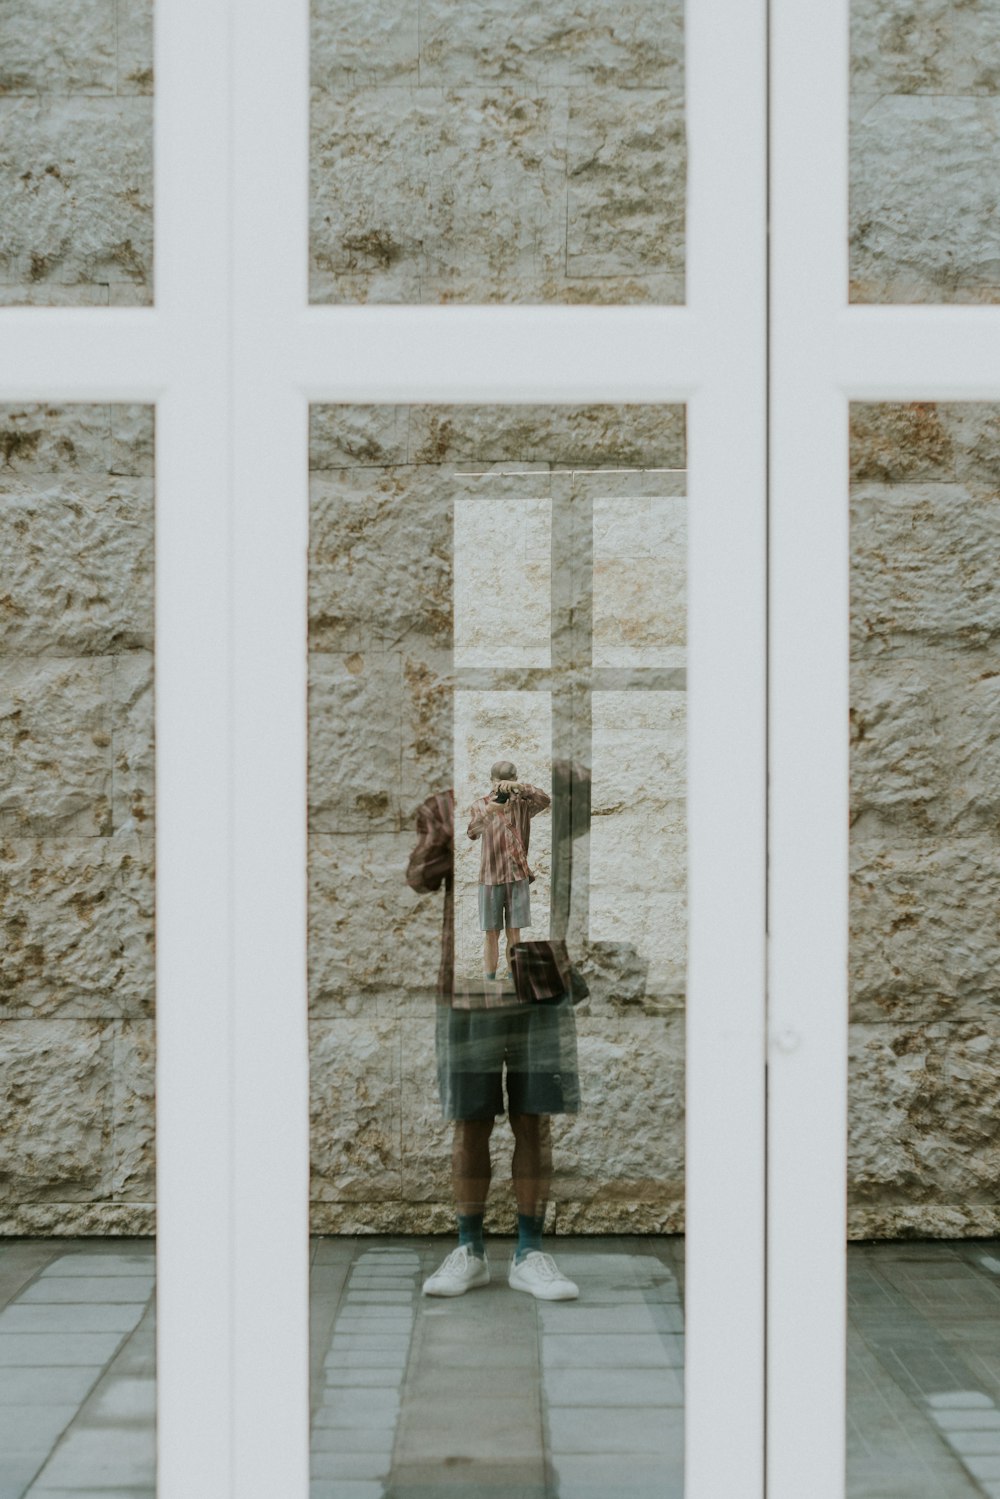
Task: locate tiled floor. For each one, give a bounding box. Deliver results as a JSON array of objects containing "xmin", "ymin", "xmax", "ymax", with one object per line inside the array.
[{"xmin": 4, "ymin": 1236, "xmax": 1000, "ymax": 1497}]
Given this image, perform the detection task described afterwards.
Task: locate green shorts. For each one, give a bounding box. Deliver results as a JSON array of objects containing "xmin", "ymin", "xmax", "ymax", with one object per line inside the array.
[{"xmin": 436, "ymin": 998, "xmax": 580, "ymax": 1121}]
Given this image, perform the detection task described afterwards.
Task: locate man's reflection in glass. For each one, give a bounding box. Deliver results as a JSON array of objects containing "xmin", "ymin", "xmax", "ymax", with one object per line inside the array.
[{"xmin": 406, "ymin": 759, "xmax": 581, "ymax": 1302}]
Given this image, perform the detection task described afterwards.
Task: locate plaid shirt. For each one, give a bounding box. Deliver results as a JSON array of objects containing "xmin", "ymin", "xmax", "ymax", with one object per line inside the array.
[
  {"xmin": 407, "ymin": 787, "xmax": 549, "ymax": 1010},
  {"xmin": 467, "ymin": 784, "xmax": 551, "ymax": 886}
]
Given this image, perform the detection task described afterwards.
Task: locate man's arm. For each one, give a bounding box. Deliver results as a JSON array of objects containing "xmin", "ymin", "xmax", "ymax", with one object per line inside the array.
[
  {"xmin": 467, "ymin": 797, "xmax": 489, "ymax": 840},
  {"xmin": 516, "ymin": 783, "xmax": 551, "ymax": 817}
]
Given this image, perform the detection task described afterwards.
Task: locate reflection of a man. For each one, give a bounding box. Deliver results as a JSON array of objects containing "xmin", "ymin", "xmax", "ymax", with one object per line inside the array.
[{"xmin": 406, "ymin": 761, "xmax": 581, "ymax": 1302}]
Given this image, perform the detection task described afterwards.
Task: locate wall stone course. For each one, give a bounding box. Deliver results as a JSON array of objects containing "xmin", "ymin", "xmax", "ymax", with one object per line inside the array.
[
  {"xmin": 309, "ymin": 405, "xmax": 409, "ymax": 471},
  {"xmin": 311, "ymin": 0, "xmax": 419, "ymax": 88},
  {"xmin": 850, "ymin": 95, "xmax": 1000, "ymax": 303},
  {"xmin": 0, "ymin": 655, "xmax": 113, "ymax": 837},
  {"xmin": 109, "ymin": 404, "xmax": 154, "ymax": 476},
  {"xmin": 0, "ymin": 404, "xmax": 113, "ymax": 475},
  {"xmin": 115, "ymin": 0, "xmax": 154, "ymax": 95},
  {"xmin": 309, "ymin": 650, "xmax": 404, "ymax": 834},
  {"xmin": 416, "ymin": 0, "xmax": 683, "ymax": 90},
  {"xmin": 850, "ymin": 650, "xmax": 1000, "ymax": 841},
  {"xmin": 0, "ymin": 834, "xmax": 153, "ymax": 1018},
  {"xmin": 111, "ymin": 1018, "xmax": 154, "ymax": 1197},
  {"xmin": 851, "ymin": 0, "xmax": 1000, "ymax": 97},
  {"xmin": 111, "ymin": 651, "xmax": 154, "ymax": 833},
  {"xmin": 310, "ymin": 1017, "xmax": 402, "ymax": 1201},
  {"xmin": 0, "ymin": 477, "xmax": 153, "ymax": 655},
  {"xmin": 0, "ymin": 1020, "xmax": 112, "ymax": 1202},
  {"xmin": 850, "ymin": 835, "xmax": 1000, "ymax": 1024},
  {"xmin": 851, "ymin": 482, "xmax": 1000, "ymax": 656},
  {"xmin": 404, "ymin": 403, "xmax": 686, "ymax": 469},
  {"xmin": 0, "ymin": 0, "xmax": 117, "ymax": 96},
  {"xmin": 0, "ymin": 96, "xmax": 152, "ymax": 300}
]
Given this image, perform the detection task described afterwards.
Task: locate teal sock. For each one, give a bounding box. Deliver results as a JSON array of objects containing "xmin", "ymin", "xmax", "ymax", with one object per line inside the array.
[
  {"xmin": 515, "ymin": 1213, "xmax": 545, "ymax": 1262},
  {"xmin": 458, "ymin": 1213, "xmax": 485, "ymax": 1258}
]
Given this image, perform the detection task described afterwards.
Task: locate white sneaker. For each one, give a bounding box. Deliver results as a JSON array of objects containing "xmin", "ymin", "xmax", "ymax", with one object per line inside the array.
[
  {"xmin": 422, "ymin": 1244, "xmax": 490, "ymax": 1297},
  {"xmin": 508, "ymin": 1250, "xmax": 579, "ymax": 1301}
]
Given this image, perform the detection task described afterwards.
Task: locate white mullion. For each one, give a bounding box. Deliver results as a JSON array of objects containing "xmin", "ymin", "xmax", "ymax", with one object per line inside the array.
[
  {"xmin": 767, "ymin": 0, "xmax": 851, "ymax": 1495},
  {"xmin": 840, "ymin": 306, "xmax": 1000, "ymax": 398},
  {"xmin": 685, "ymin": 1, "xmax": 768, "ymax": 1497},
  {"xmin": 0, "ymin": 310, "xmax": 164, "ymax": 400},
  {"xmin": 296, "ymin": 306, "xmax": 700, "ymax": 403},
  {"xmin": 229, "ymin": 0, "xmax": 311, "ymax": 1495},
  {"xmin": 154, "ymin": 0, "xmax": 236, "ymax": 1494}
]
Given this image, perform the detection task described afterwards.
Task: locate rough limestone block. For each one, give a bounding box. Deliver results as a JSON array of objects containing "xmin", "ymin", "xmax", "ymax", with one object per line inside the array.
[
  {"xmin": 592, "ymin": 496, "xmax": 686, "ymax": 667},
  {"xmin": 851, "ymin": 96, "xmax": 1000, "ymax": 303},
  {"xmin": 454, "ymin": 494, "xmax": 551, "ymax": 667},
  {"xmin": 115, "ymin": 0, "xmax": 154, "ymax": 95},
  {"xmin": 0, "ymin": 656, "xmax": 113, "ymax": 837},
  {"xmin": 310, "ymin": 1017, "xmax": 402, "ymax": 1201},
  {"xmin": 851, "ymin": 0, "xmax": 1000, "ymax": 97},
  {"xmin": 551, "ymin": 1014, "xmax": 684, "ymax": 1212},
  {"xmin": 399, "ymin": 647, "xmax": 454, "ymax": 812},
  {"xmin": 109, "ymin": 405, "xmax": 154, "ymax": 476},
  {"xmin": 311, "ymin": 0, "xmax": 419, "ymax": 87},
  {"xmin": 311, "ymin": 87, "xmax": 568, "ymax": 304},
  {"xmin": 405, "ymin": 403, "xmax": 686, "ymax": 469},
  {"xmin": 850, "ymin": 652, "xmax": 1000, "ymax": 839},
  {"xmin": 111, "ymin": 1019, "xmax": 154, "ymax": 1198},
  {"xmin": 417, "ymin": 0, "xmax": 683, "ymax": 89},
  {"xmin": 0, "ymin": 834, "xmax": 153, "ymax": 1018},
  {"xmin": 309, "ymin": 651, "xmax": 403, "ymax": 832},
  {"xmin": 0, "ymin": 0, "xmax": 116, "ymax": 95},
  {"xmin": 0, "ymin": 478, "xmax": 153, "ymax": 655},
  {"xmin": 850, "ymin": 836, "xmax": 1000, "ymax": 1025},
  {"xmin": 0, "ymin": 1020, "xmax": 112, "ymax": 1202},
  {"xmin": 566, "ymin": 89, "xmax": 684, "ymax": 290},
  {"xmin": 0, "ymin": 404, "xmax": 112, "ymax": 474},
  {"xmin": 0, "ymin": 1201, "xmax": 154, "ymax": 1234},
  {"xmin": 111, "ymin": 652, "xmax": 154, "ymax": 833},
  {"xmin": 0, "ymin": 97, "xmax": 152, "ymax": 299},
  {"xmin": 848, "ymin": 1019, "xmax": 1000, "ymax": 1212},
  {"xmin": 0, "ymin": 282, "xmax": 114, "ymax": 306},
  {"xmin": 309, "ymin": 831, "xmax": 441, "ymax": 1014},
  {"xmin": 309, "ymin": 468, "xmax": 452, "ymax": 653},
  {"xmin": 309, "ymin": 406, "xmax": 409, "ymax": 470},
  {"xmin": 851, "ymin": 401, "xmax": 1000, "ymax": 486},
  {"xmin": 851, "ymin": 483, "xmax": 1000, "ymax": 656}
]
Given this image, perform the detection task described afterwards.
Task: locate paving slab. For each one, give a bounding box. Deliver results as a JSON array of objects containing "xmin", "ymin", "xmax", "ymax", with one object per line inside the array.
[
  {"xmin": 0, "ymin": 1332, "xmax": 125, "ymax": 1366},
  {"xmin": 18, "ymin": 1278, "xmax": 154, "ymax": 1305},
  {"xmin": 0, "ymin": 1303, "xmax": 147, "ymax": 1334},
  {"xmin": 547, "ymin": 1403, "xmax": 681, "ymax": 1456}
]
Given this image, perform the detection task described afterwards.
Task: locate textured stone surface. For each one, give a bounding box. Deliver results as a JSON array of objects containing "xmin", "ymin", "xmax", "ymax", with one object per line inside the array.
[
  {"xmin": 404, "ymin": 404, "xmax": 686, "ymax": 469},
  {"xmin": 851, "ymin": 402, "xmax": 1000, "ymax": 485},
  {"xmin": 851, "ymin": 0, "xmax": 1000, "ymax": 97},
  {"xmin": 0, "ymin": 97, "xmax": 152, "ymax": 300},
  {"xmin": 111, "ymin": 1020, "xmax": 154, "ymax": 1198},
  {"xmin": 0, "ymin": 1022, "xmax": 112, "ymax": 1202},
  {"xmin": 0, "ymin": 0, "xmax": 117, "ymax": 95},
  {"xmin": 0, "ymin": 656, "xmax": 114, "ymax": 837},
  {"xmin": 115, "ymin": 0, "xmax": 154, "ymax": 95},
  {"xmin": 850, "ymin": 650, "xmax": 1000, "ymax": 840},
  {"xmin": 848, "ymin": 1019, "xmax": 1000, "ymax": 1210},
  {"xmin": 851, "ymin": 96, "xmax": 1000, "ymax": 303},
  {"xmin": 592, "ymin": 496, "xmax": 686, "ymax": 667},
  {"xmin": 851, "ymin": 483, "xmax": 1000, "ymax": 655},
  {"xmin": 0, "ymin": 478, "xmax": 153, "ymax": 655},
  {"xmin": 850, "ymin": 836, "xmax": 1000, "ymax": 1026},
  {"xmin": 309, "ymin": 832, "xmax": 441, "ymax": 1014},
  {"xmin": 0, "ymin": 835, "xmax": 153, "ymax": 1018},
  {"xmin": 111, "ymin": 652, "xmax": 154, "ymax": 833},
  {"xmin": 0, "ymin": 404, "xmax": 113, "ymax": 475},
  {"xmin": 310, "ymin": 1018, "xmax": 402, "ymax": 1201}
]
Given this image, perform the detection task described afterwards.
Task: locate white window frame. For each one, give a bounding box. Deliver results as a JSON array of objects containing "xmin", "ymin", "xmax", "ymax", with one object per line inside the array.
[
  {"xmin": 0, "ymin": 0, "xmax": 799, "ymax": 1494},
  {"xmin": 768, "ymin": 5, "xmax": 1000, "ymax": 1499}
]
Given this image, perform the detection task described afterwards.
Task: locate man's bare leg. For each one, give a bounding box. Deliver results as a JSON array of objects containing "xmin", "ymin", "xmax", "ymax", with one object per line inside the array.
[
  {"xmin": 483, "ymin": 929, "xmax": 500, "ymax": 977},
  {"xmin": 423, "ymin": 1118, "xmax": 495, "ymax": 1294},
  {"xmin": 504, "ymin": 925, "xmax": 520, "ymax": 974},
  {"xmin": 508, "ymin": 1112, "xmax": 578, "ymax": 1297}
]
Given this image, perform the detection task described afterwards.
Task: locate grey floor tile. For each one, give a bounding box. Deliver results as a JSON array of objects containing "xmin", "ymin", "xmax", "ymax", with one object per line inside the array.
[
  {"xmin": 966, "ymin": 1456, "xmax": 1000, "ymax": 1480},
  {"xmin": 30, "ymin": 1426, "xmax": 155, "ymax": 1488},
  {"xmin": 552, "ymin": 1453, "xmax": 681, "ymax": 1495},
  {"xmin": 310, "ymin": 1419, "xmax": 397, "ymax": 1447},
  {"xmin": 547, "ymin": 1405, "xmax": 681, "ymax": 1456},
  {"xmin": 0, "ymin": 1332, "xmax": 125, "ymax": 1366},
  {"xmin": 324, "ymin": 1367, "xmax": 403, "ymax": 1388},
  {"xmin": 39, "ymin": 1255, "xmax": 153, "ymax": 1278},
  {"xmin": 0, "ymin": 1368, "xmax": 99, "ymax": 1405},
  {"xmin": 0, "ymin": 1406, "xmax": 78, "ymax": 1449},
  {"xmin": 19, "ymin": 1279, "xmax": 154, "ymax": 1305},
  {"xmin": 0, "ymin": 1304, "xmax": 147, "ymax": 1334},
  {"xmin": 309, "ymin": 1483, "xmax": 383, "ymax": 1499},
  {"xmin": 310, "ymin": 1449, "xmax": 392, "ymax": 1480},
  {"xmin": 82, "ymin": 1376, "xmax": 156, "ymax": 1423},
  {"xmin": 543, "ymin": 1366, "xmax": 683, "ymax": 1408},
  {"xmin": 28, "ymin": 1490, "xmax": 155, "ymax": 1499},
  {"xmin": 543, "ymin": 1334, "xmax": 675, "ymax": 1370}
]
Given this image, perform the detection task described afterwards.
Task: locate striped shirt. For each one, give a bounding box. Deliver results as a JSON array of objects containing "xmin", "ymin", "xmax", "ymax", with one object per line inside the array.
[{"xmin": 467, "ymin": 784, "xmax": 551, "ymax": 886}]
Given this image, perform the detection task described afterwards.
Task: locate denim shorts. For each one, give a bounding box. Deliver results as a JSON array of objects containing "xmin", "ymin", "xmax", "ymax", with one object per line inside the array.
[
  {"xmin": 436, "ymin": 998, "xmax": 581, "ymax": 1121},
  {"xmin": 478, "ymin": 879, "xmax": 531, "ymax": 931}
]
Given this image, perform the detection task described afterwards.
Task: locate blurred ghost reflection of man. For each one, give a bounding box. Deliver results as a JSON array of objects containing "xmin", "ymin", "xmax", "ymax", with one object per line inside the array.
[{"xmin": 406, "ymin": 760, "xmax": 581, "ymax": 1302}]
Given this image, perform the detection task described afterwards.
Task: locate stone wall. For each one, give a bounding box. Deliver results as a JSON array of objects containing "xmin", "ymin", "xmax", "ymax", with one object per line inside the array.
[
  {"xmin": 0, "ymin": 404, "xmax": 155, "ymax": 1233},
  {"xmin": 2, "ymin": 0, "xmax": 1000, "ymax": 1236}
]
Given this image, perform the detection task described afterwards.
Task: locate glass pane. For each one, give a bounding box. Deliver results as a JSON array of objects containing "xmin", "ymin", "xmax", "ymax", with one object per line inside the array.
[
  {"xmin": 309, "ymin": 2, "xmax": 685, "ymax": 304},
  {"xmin": 0, "ymin": 1, "xmax": 153, "ymax": 306},
  {"xmin": 850, "ymin": 0, "xmax": 1000, "ymax": 304},
  {"xmin": 308, "ymin": 404, "xmax": 687, "ymax": 1494},
  {"xmin": 848, "ymin": 400, "xmax": 1000, "ymax": 1496},
  {"xmin": 0, "ymin": 402, "xmax": 156, "ymax": 1487}
]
